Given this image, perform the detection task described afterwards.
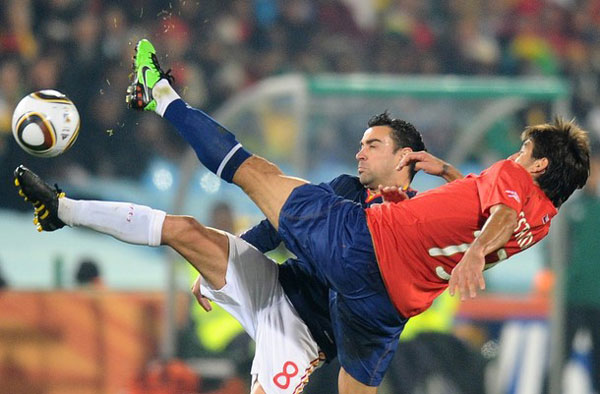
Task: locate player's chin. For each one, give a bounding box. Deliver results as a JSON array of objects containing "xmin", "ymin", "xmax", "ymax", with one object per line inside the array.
[{"xmin": 358, "ymin": 173, "xmax": 371, "ymax": 186}]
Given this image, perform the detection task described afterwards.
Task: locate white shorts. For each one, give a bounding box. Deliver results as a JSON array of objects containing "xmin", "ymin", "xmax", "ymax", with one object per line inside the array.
[{"xmin": 200, "ymin": 233, "xmax": 324, "ymax": 394}]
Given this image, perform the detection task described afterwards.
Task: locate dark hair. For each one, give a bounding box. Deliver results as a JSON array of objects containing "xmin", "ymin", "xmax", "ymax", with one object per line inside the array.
[
  {"xmin": 76, "ymin": 260, "xmax": 101, "ymax": 285},
  {"xmin": 522, "ymin": 117, "xmax": 590, "ymax": 207},
  {"xmin": 367, "ymin": 111, "xmax": 426, "ymax": 181}
]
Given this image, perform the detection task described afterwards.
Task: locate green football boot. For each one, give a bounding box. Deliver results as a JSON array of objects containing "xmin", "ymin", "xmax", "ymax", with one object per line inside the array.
[
  {"xmin": 14, "ymin": 165, "xmax": 66, "ymax": 232},
  {"xmin": 126, "ymin": 39, "xmax": 174, "ymax": 111}
]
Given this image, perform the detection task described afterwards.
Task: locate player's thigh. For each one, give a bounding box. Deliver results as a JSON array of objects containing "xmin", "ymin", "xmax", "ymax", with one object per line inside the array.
[
  {"xmin": 200, "ymin": 234, "xmax": 284, "ymax": 339},
  {"xmin": 278, "ymin": 183, "xmax": 378, "ymax": 297},
  {"xmin": 338, "ymin": 367, "xmax": 377, "ymax": 394},
  {"xmin": 234, "ymin": 156, "xmax": 308, "ymax": 229},
  {"xmin": 252, "ymin": 295, "xmax": 323, "ymax": 394}
]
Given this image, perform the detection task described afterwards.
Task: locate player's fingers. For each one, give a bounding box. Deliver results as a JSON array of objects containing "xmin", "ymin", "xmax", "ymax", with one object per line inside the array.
[
  {"xmin": 396, "ymin": 157, "xmax": 408, "ymax": 170},
  {"xmin": 448, "ymin": 278, "xmax": 456, "ymax": 296},
  {"xmin": 397, "ymin": 153, "xmax": 420, "ymax": 170},
  {"xmin": 385, "ymin": 186, "xmax": 399, "ymax": 197},
  {"xmin": 380, "ymin": 185, "xmax": 394, "ymax": 196},
  {"xmin": 468, "ymin": 273, "xmax": 478, "ymax": 298},
  {"xmin": 448, "ymin": 267, "xmax": 459, "ymax": 296},
  {"xmin": 191, "ymin": 276, "xmax": 202, "ymax": 298},
  {"xmin": 191, "ymin": 276, "xmax": 212, "ymax": 311},
  {"xmin": 199, "ymin": 296, "xmax": 212, "ymax": 312},
  {"xmin": 382, "ymin": 186, "xmax": 407, "ymax": 203},
  {"xmin": 448, "ymin": 266, "xmax": 460, "ymax": 296},
  {"xmin": 478, "ymin": 272, "xmax": 486, "ymax": 291},
  {"xmin": 458, "ymin": 270, "xmax": 468, "ymax": 301}
]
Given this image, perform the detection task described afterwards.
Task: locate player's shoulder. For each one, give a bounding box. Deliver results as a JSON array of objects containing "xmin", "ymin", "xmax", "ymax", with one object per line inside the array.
[
  {"xmin": 491, "ymin": 159, "xmax": 526, "ymax": 172},
  {"xmin": 329, "ymin": 173, "xmax": 360, "ymax": 185},
  {"xmin": 328, "ymin": 174, "xmax": 362, "ymax": 192},
  {"xmin": 484, "ymin": 159, "xmax": 531, "ymax": 180}
]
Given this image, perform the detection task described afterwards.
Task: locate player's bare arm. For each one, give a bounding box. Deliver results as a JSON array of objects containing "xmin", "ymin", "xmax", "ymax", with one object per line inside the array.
[
  {"xmin": 448, "ymin": 204, "xmax": 517, "ymax": 300},
  {"xmin": 397, "ymin": 151, "xmax": 464, "ymax": 182}
]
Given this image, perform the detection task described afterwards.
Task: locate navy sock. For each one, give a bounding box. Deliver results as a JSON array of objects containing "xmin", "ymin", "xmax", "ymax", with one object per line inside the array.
[{"xmin": 163, "ymin": 99, "xmax": 251, "ymax": 183}]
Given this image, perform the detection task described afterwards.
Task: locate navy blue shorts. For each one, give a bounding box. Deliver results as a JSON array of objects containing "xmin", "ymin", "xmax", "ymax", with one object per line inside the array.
[{"xmin": 278, "ymin": 183, "xmax": 407, "ymax": 386}]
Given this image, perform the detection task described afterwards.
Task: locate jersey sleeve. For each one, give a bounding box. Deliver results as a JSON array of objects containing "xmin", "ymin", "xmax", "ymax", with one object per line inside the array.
[
  {"xmin": 475, "ymin": 160, "xmax": 533, "ymax": 215},
  {"xmin": 328, "ymin": 174, "xmax": 358, "ymax": 195},
  {"xmin": 240, "ymin": 218, "xmax": 281, "ymax": 253}
]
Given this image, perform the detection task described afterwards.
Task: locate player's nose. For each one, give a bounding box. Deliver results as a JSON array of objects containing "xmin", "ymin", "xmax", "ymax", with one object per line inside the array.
[{"xmin": 356, "ymin": 148, "xmax": 365, "ymax": 160}]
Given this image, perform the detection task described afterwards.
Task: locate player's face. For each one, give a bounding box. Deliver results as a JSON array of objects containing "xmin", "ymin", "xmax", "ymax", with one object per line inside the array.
[
  {"xmin": 510, "ymin": 139, "xmax": 548, "ymax": 177},
  {"xmin": 356, "ymin": 126, "xmax": 404, "ymax": 189}
]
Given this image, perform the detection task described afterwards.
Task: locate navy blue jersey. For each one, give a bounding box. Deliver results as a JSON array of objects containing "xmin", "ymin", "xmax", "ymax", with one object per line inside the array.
[{"xmin": 240, "ymin": 175, "xmax": 416, "ymax": 361}]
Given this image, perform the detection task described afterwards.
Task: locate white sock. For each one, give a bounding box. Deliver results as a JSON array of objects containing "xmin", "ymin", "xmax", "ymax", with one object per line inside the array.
[
  {"xmin": 58, "ymin": 198, "xmax": 166, "ymax": 246},
  {"xmin": 153, "ymin": 79, "xmax": 181, "ymax": 117}
]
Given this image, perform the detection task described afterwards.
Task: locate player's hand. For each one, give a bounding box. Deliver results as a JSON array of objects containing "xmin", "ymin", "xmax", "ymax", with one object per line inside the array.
[
  {"xmin": 191, "ymin": 275, "xmax": 213, "ymax": 312},
  {"xmin": 397, "ymin": 151, "xmax": 448, "ymax": 177},
  {"xmin": 448, "ymin": 248, "xmax": 486, "ymax": 300},
  {"xmin": 378, "ymin": 185, "xmax": 409, "ymax": 203}
]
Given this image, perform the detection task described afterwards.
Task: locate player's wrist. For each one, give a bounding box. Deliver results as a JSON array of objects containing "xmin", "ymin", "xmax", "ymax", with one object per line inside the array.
[
  {"xmin": 465, "ymin": 244, "xmax": 485, "ymax": 258},
  {"xmin": 441, "ymin": 163, "xmax": 463, "ymax": 182},
  {"xmin": 441, "ymin": 163, "xmax": 449, "ymax": 176}
]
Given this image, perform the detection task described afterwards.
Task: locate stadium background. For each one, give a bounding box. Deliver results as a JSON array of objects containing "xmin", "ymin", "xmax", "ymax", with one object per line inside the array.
[{"xmin": 0, "ymin": 1, "xmax": 599, "ymax": 393}]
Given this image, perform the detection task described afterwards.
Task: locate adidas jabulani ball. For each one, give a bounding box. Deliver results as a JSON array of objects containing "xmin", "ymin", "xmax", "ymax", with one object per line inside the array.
[{"xmin": 12, "ymin": 90, "xmax": 80, "ymax": 157}]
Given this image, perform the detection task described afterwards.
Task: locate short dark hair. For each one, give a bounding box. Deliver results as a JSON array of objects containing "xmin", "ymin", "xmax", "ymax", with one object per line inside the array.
[
  {"xmin": 522, "ymin": 117, "xmax": 590, "ymax": 207},
  {"xmin": 367, "ymin": 111, "xmax": 426, "ymax": 181},
  {"xmin": 76, "ymin": 260, "xmax": 100, "ymax": 285}
]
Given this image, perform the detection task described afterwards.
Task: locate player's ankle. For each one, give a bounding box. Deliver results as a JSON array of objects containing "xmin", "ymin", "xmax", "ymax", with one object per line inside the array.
[
  {"xmin": 153, "ymin": 79, "xmax": 180, "ymax": 117},
  {"xmin": 57, "ymin": 197, "xmax": 77, "ymax": 227}
]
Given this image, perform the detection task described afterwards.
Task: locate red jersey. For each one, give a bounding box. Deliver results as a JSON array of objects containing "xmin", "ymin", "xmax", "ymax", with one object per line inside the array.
[{"xmin": 366, "ymin": 160, "xmax": 557, "ymax": 318}]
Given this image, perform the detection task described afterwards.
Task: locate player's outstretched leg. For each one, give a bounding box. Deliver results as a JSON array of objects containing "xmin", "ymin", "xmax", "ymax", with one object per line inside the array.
[
  {"xmin": 125, "ymin": 39, "xmax": 306, "ymax": 228},
  {"xmin": 14, "ymin": 165, "xmax": 65, "ymax": 232},
  {"xmin": 14, "ymin": 166, "xmax": 230, "ymax": 289},
  {"xmin": 14, "ymin": 165, "xmax": 166, "ymax": 245},
  {"xmin": 126, "ymin": 38, "xmax": 251, "ymax": 184}
]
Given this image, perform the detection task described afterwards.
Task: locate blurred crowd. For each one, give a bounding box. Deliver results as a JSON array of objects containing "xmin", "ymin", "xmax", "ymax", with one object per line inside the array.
[{"xmin": 1, "ymin": 0, "xmax": 600, "ymax": 208}]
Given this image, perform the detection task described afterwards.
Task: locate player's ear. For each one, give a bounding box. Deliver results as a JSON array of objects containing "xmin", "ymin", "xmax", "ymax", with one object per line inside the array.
[
  {"xmin": 534, "ymin": 157, "xmax": 549, "ymax": 173},
  {"xmin": 398, "ymin": 147, "xmax": 413, "ymax": 157}
]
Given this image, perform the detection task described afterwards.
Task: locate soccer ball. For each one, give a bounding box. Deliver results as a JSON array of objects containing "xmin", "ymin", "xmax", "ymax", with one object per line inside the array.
[{"xmin": 12, "ymin": 90, "xmax": 80, "ymax": 157}]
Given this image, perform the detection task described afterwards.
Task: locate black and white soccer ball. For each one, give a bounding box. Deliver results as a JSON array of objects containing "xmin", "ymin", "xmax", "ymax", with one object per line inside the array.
[{"xmin": 12, "ymin": 90, "xmax": 80, "ymax": 157}]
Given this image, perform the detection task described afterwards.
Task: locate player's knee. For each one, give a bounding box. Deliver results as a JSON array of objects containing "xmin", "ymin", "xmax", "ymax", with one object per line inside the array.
[{"xmin": 236, "ymin": 155, "xmax": 284, "ymax": 179}]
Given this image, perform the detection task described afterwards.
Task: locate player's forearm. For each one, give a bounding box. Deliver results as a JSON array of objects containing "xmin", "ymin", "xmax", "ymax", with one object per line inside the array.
[
  {"xmin": 440, "ymin": 163, "xmax": 463, "ymax": 182},
  {"xmin": 468, "ymin": 204, "xmax": 517, "ymax": 257}
]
